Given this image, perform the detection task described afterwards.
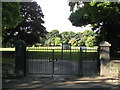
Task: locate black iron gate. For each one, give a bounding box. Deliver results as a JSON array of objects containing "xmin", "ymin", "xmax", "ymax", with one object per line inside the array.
[{"xmin": 26, "ymin": 47, "xmax": 99, "ymax": 77}]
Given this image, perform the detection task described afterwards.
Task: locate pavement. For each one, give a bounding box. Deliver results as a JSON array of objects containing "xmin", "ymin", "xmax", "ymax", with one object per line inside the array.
[
  {"xmin": 2, "ymin": 76, "xmax": 120, "ymax": 89},
  {"xmin": 27, "ymin": 60, "xmax": 97, "ymax": 75}
]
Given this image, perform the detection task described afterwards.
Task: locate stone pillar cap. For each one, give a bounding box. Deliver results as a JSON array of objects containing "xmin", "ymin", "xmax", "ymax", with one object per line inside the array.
[
  {"xmin": 14, "ymin": 39, "xmax": 26, "ymax": 46},
  {"xmin": 99, "ymin": 41, "xmax": 111, "ymax": 46}
]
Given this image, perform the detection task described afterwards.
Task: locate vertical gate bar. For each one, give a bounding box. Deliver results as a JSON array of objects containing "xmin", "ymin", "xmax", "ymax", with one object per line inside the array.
[
  {"xmin": 72, "ymin": 49, "xmax": 74, "ymax": 75},
  {"xmin": 39, "ymin": 47, "xmax": 40, "ymax": 75},
  {"xmin": 63, "ymin": 49, "xmax": 65, "ymax": 75},
  {"xmin": 26, "ymin": 48, "xmax": 29, "ymax": 75},
  {"xmin": 37, "ymin": 47, "xmax": 39, "ymax": 74},
  {"xmin": 28, "ymin": 48, "xmax": 30, "ymax": 74},
  {"xmin": 46, "ymin": 48, "xmax": 48, "ymax": 75},
  {"xmin": 49, "ymin": 48, "xmax": 51, "ymax": 75},
  {"xmin": 66, "ymin": 49, "xmax": 67, "ymax": 75},
  {"xmin": 34, "ymin": 47, "xmax": 35, "ymax": 74},
  {"xmin": 35, "ymin": 47, "xmax": 36, "ymax": 74},
  {"xmin": 63, "ymin": 49, "xmax": 64, "ymax": 75},
  {"xmin": 39, "ymin": 47, "xmax": 41, "ymax": 75},
  {"xmin": 52, "ymin": 49, "xmax": 54, "ymax": 76},
  {"xmin": 46, "ymin": 48, "xmax": 47, "ymax": 75},
  {"xmin": 61, "ymin": 49, "xmax": 63, "ymax": 75},
  {"xmin": 66, "ymin": 49, "xmax": 68, "ymax": 75},
  {"xmin": 26, "ymin": 48, "xmax": 27, "ymax": 74},
  {"xmin": 43, "ymin": 47, "xmax": 44, "ymax": 74},
  {"xmin": 44, "ymin": 48, "xmax": 46, "ymax": 75},
  {"xmin": 61, "ymin": 47, "xmax": 63, "ymax": 60},
  {"xmin": 78, "ymin": 49, "xmax": 80, "ymax": 75},
  {"xmin": 97, "ymin": 47, "xmax": 100, "ymax": 75},
  {"xmin": 40, "ymin": 47, "xmax": 42, "ymax": 74},
  {"xmin": 79, "ymin": 47, "xmax": 83, "ymax": 76},
  {"xmin": 64, "ymin": 49, "xmax": 66, "ymax": 75},
  {"xmin": 43, "ymin": 47, "xmax": 45, "ymax": 74},
  {"xmin": 47, "ymin": 48, "xmax": 48, "ymax": 74},
  {"xmin": 70, "ymin": 48, "xmax": 71, "ymax": 59},
  {"xmin": 31, "ymin": 48, "xmax": 33, "ymax": 74},
  {"xmin": 30, "ymin": 48, "xmax": 31, "ymax": 74},
  {"xmin": 76, "ymin": 49, "xmax": 78, "ymax": 75},
  {"xmin": 43, "ymin": 47, "xmax": 45, "ymax": 75},
  {"xmin": 90, "ymin": 49, "xmax": 92, "ymax": 75}
]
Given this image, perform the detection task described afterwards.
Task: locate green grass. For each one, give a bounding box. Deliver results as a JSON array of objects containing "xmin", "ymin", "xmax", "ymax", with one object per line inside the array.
[
  {"xmin": 0, "ymin": 48, "xmax": 15, "ymax": 51},
  {"xmin": 27, "ymin": 50, "xmax": 98, "ymax": 61},
  {"xmin": 2, "ymin": 58, "xmax": 15, "ymax": 64},
  {"xmin": 2, "ymin": 51, "xmax": 15, "ymax": 64},
  {"xmin": 26, "ymin": 47, "xmax": 98, "ymax": 60},
  {"xmin": 1, "ymin": 46, "xmax": 98, "ymax": 64},
  {"xmin": 0, "ymin": 46, "xmax": 98, "ymax": 51}
]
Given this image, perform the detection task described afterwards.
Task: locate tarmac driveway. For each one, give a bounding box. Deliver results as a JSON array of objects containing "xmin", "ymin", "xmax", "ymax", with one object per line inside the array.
[
  {"xmin": 27, "ymin": 59, "xmax": 97, "ymax": 75},
  {"xmin": 2, "ymin": 76, "xmax": 119, "ymax": 89}
]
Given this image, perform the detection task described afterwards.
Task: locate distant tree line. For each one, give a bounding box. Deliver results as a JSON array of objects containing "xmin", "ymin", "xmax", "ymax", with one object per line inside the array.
[{"xmin": 35, "ymin": 29, "xmax": 99, "ymax": 47}]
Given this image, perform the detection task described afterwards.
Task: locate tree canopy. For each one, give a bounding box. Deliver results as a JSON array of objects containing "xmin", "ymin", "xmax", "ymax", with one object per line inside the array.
[
  {"xmin": 2, "ymin": 2, "xmax": 47, "ymax": 47},
  {"xmin": 36, "ymin": 29, "xmax": 98, "ymax": 47},
  {"xmin": 2, "ymin": 2, "xmax": 21, "ymax": 33},
  {"xmin": 69, "ymin": 2, "xmax": 120, "ymax": 58}
]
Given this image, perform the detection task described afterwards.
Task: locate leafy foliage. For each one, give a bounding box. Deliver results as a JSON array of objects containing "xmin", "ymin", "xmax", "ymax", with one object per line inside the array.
[
  {"xmin": 54, "ymin": 37, "xmax": 61, "ymax": 46},
  {"xmin": 60, "ymin": 31, "xmax": 76, "ymax": 44},
  {"xmin": 45, "ymin": 30, "xmax": 60, "ymax": 46},
  {"xmin": 2, "ymin": 2, "xmax": 21, "ymax": 34},
  {"xmin": 85, "ymin": 37, "xmax": 95, "ymax": 47},
  {"xmin": 69, "ymin": 2, "xmax": 120, "ymax": 57},
  {"xmin": 2, "ymin": 2, "xmax": 47, "ymax": 47},
  {"xmin": 37, "ymin": 29, "xmax": 98, "ymax": 47}
]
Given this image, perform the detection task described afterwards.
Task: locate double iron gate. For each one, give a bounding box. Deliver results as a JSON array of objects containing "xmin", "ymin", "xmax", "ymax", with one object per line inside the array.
[{"xmin": 26, "ymin": 47, "xmax": 99, "ymax": 77}]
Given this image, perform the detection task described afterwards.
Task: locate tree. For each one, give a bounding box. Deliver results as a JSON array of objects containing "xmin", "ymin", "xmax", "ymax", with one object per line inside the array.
[
  {"xmin": 54, "ymin": 37, "xmax": 61, "ymax": 46},
  {"xmin": 69, "ymin": 2, "xmax": 120, "ymax": 57},
  {"xmin": 60, "ymin": 31, "xmax": 75, "ymax": 44},
  {"xmin": 45, "ymin": 30, "xmax": 60, "ymax": 46},
  {"xmin": 43, "ymin": 29, "xmax": 97, "ymax": 47},
  {"xmin": 60, "ymin": 31, "xmax": 69, "ymax": 44},
  {"xmin": 46, "ymin": 30, "xmax": 59, "ymax": 40},
  {"xmin": 68, "ymin": 38, "xmax": 76, "ymax": 46},
  {"xmin": 79, "ymin": 36, "xmax": 87, "ymax": 46},
  {"xmin": 2, "ymin": 2, "xmax": 47, "ymax": 47},
  {"xmin": 85, "ymin": 37, "xmax": 95, "ymax": 47},
  {"xmin": 82, "ymin": 30, "xmax": 94, "ymax": 37},
  {"xmin": 2, "ymin": 2, "xmax": 21, "ymax": 34}
]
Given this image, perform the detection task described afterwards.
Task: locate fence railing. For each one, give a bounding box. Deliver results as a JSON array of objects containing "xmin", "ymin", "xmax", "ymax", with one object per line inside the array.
[{"xmin": 2, "ymin": 46, "xmax": 99, "ymax": 77}]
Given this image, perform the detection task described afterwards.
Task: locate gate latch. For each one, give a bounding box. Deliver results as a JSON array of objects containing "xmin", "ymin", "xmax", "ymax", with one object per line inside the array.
[{"xmin": 49, "ymin": 58, "xmax": 57, "ymax": 62}]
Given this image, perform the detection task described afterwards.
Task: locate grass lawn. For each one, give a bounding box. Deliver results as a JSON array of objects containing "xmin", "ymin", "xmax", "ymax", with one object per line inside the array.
[
  {"xmin": 2, "ymin": 58, "xmax": 15, "ymax": 64},
  {"xmin": 27, "ymin": 48, "xmax": 98, "ymax": 61},
  {"xmin": 1, "ymin": 46, "xmax": 98, "ymax": 64},
  {"xmin": 0, "ymin": 46, "xmax": 98, "ymax": 51},
  {"xmin": 2, "ymin": 51, "xmax": 15, "ymax": 64},
  {"xmin": 0, "ymin": 48, "xmax": 15, "ymax": 51}
]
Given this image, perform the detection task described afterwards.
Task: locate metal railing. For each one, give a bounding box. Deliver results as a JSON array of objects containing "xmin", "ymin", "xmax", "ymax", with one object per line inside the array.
[{"xmin": 26, "ymin": 47, "xmax": 99, "ymax": 77}]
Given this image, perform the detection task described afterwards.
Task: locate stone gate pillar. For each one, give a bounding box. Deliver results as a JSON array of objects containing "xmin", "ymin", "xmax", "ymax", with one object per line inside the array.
[
  {"xmin": 99, "ymin": 41, "xmax": 111, "ymax": 76},
  {"xmin": 14, "ymin": 40, "xmax": 26, "ymax": 77}
]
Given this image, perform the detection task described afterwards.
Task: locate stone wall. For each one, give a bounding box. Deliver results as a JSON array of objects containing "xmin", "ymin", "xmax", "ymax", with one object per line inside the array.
[
  {"xmin": 99, "ymin": 41, "xmax": 111, "ymax": 76},
  {"xmin": 110, "ymin": 60, "xmax": 120, "ymax": 78},
  {"xmin": 99, "ymin": 41, "xmax": 120, "ymax": 78}
]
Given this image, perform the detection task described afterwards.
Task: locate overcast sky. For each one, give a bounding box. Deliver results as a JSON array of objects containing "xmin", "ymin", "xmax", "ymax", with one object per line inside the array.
[{"xmin": 35, "ymin": 0, "xmax": 91, "ymax": 33}]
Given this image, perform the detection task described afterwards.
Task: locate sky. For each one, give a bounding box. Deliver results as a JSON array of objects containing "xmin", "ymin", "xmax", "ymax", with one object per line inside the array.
[{"xmin": 35, "ymin": 0, "xmax": 91, "ymax": 33}]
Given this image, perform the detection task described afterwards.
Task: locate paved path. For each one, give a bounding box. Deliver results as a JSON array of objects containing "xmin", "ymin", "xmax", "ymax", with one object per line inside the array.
[{"xmin": 2, "ymin": 76, "xmax": 119, "ymax": 89}]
